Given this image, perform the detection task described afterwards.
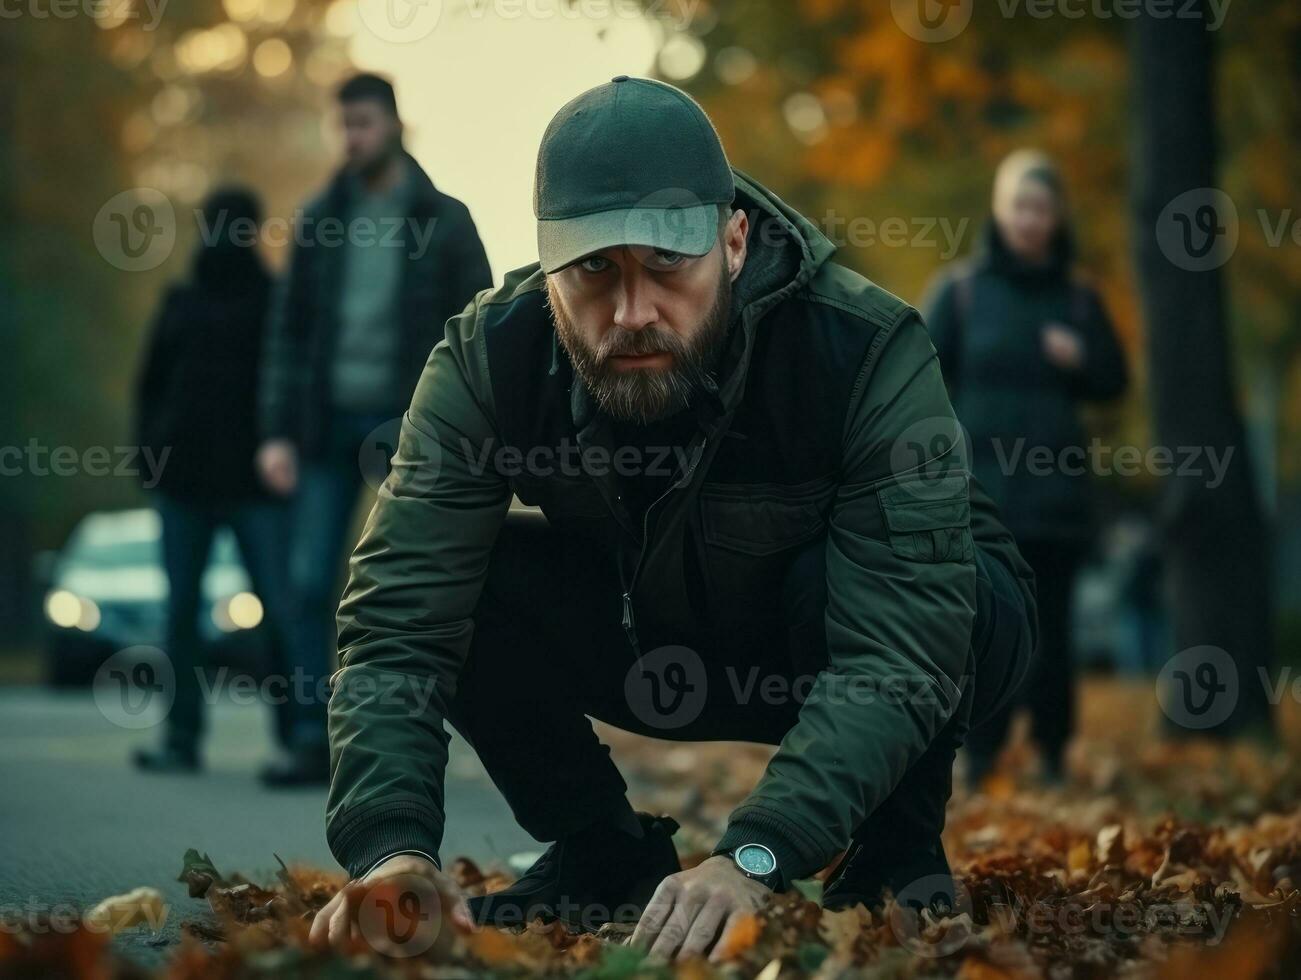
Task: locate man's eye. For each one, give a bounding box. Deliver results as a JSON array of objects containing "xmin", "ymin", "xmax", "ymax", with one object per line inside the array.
[
  {"xmin": 579, "ymin": 255, "xmax": 611, "ymax": 273},
  {"xmin": 650, "ymin": 250, "xmax": 686, "ymax": 269}
]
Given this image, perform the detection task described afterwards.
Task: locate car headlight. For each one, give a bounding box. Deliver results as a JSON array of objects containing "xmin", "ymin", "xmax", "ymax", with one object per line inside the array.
[
  {"xmin": 212, "ymin": 592, "xmax": 263, "ymax": 632},
  {"xmin": 45, "ymin": 590, "xmax": 100, "ymax": 631}
]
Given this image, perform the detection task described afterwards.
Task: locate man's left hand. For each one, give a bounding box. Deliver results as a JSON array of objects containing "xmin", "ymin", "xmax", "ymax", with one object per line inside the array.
[
  {"xmin": 1041, "ymin": 322, "xmax": 1085, "ymax": 371},
  {"xmin": 630, "ymin": 855, "xmax": 773, "ymax": 962}
]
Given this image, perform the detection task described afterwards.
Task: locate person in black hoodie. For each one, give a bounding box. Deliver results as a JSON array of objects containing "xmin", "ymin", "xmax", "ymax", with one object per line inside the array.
[
  {"xmin": 132, "ymin": 186, "xmax": 294, "ymax": 771},
  {"xmin": 922, "ymin": 150, "xmax": 1128, "ymax": 784}
]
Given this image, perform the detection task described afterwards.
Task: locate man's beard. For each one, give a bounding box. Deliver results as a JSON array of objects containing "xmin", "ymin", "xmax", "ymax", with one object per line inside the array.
[{"xmin": 547, "ymin": 264, "xmax": 732, "ymax": 425}]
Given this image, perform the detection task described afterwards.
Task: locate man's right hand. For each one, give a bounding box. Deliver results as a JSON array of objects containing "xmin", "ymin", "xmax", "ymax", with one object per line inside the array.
[
  {"xmin": 308, "ymin": 853, "xmax": 474, "ymax": 956},
  {"xmin": 257, "ymin": 439, "xmax": 298, "ymax": 496}
]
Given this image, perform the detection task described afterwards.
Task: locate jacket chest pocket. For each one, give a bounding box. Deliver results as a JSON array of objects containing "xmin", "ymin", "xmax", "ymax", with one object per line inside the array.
[{"xmin": 698, "ymin": 477, "xmax": 834, "ymax": 557}]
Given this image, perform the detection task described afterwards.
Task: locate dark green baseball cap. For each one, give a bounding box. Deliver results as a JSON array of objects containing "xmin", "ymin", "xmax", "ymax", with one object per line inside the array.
[{"xmin": 534, "ymin": 76, "xmax": 735, "ymax": 274}]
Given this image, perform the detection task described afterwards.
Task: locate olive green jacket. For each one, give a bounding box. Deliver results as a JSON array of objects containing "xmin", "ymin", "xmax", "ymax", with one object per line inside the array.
[{"xmin": 325, "ymin": 170, "xmax": 1035, "ymax": 882}]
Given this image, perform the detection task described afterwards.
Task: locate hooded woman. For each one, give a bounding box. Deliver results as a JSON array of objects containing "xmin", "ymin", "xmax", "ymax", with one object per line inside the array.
[
  {"xmin": 132, "ymin": 186, "xmax": 294, "ymax": 771},
  {"xmin": 922, "ymin": 150, "xmax": 1128, "ymax": 783}
]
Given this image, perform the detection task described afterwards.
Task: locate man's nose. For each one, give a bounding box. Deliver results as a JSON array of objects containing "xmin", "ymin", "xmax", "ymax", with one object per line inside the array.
[{"xmin": 612, "ymin": 270, "xmax": 659, "ymax": 332}]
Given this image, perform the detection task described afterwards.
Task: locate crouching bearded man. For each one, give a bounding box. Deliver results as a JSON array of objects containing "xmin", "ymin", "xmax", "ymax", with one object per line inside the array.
[{"xmin": 310, "ymin": 76, "xmax": 1037, "ymax": 963}]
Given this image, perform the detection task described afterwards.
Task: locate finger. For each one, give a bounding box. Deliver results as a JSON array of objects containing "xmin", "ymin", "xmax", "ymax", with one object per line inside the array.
[
  {"xmin": 676, "ymin": 896, "xmax": 729, "ymax": 961},
  {"xmin": 648, "ymin": 891, "xmax": 701, "ymax": 962},
  {"xmin": 328, "ymin": 882, "xmax": 362, "ymax": 951},
  {"xmin": 631, "ymin": 879, "xmax": 678, "ymax": 949},
  {"xmin": 435, "ymin": 877, "xmax": 475, "ymax": 933},
  {"xmin": 709, "ymin": 910, "xmax": 750, "ymax": 964},
  {"xmin": 308, "ymin": 892, "xmax": 341, "ymax": 949}
]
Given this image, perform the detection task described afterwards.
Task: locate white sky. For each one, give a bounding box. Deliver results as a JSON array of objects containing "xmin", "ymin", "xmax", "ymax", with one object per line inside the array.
[{"xmin": 346, "ymin": 0, "xmax": 664, "ymax": 281}]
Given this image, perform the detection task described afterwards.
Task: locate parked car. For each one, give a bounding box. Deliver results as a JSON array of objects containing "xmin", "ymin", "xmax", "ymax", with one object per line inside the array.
[{"xmin": 38, "ymin": 508, "xmax": 267, "ymax": 686}]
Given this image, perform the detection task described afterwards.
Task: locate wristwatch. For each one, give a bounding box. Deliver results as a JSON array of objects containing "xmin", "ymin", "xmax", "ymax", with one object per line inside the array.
[{"xmin": 727, "ymin": 843, "xmax": 783, "ymax": 891}]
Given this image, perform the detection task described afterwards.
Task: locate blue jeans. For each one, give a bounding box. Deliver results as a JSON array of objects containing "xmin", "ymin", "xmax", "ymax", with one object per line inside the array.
[
  {"xmin": 155, "ymin": 492, "xmax": 293, "ymax": 750},
  {"xmin": 286, "ymin": 409, "xmax": 396, "ymax": 750}
]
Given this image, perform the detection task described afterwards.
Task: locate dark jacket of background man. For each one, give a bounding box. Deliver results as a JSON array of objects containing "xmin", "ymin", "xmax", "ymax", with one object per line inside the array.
[{"xmin": 259, "ymin": 152, "xmax": 492, "ymax": 458}]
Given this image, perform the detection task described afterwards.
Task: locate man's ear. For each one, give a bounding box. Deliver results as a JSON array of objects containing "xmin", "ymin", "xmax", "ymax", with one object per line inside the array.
[{"xmin": 724, "ymin": 208, "xmax": 749, "ymax": 282}]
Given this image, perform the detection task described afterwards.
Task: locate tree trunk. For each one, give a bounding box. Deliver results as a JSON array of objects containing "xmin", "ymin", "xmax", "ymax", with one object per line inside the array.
[{"xmin": 1130, "ymin": 0, "xmax": 1273, "ymax": 737}]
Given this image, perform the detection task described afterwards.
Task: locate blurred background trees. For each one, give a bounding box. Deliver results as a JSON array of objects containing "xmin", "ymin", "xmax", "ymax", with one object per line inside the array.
[{"xmin": 5, "ymin": 0, "xmax": 1299, "ymax": 692}]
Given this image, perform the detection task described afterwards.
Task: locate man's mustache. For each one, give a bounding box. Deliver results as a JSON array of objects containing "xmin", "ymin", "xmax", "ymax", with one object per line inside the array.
[{"xmin": 596, "ymin": 327, "xmax": 685, "ymax": 364}]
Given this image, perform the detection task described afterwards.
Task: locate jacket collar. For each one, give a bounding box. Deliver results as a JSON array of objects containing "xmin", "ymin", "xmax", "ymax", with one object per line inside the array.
[{"xmin": 325, "ymin": 150, "xmax": 442, "ymax": 215}]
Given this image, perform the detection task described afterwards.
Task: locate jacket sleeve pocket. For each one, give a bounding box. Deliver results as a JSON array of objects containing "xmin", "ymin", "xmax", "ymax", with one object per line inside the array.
[{"xmin": 877, "ymin": 473, "xmax": 974, "ymax": 563}]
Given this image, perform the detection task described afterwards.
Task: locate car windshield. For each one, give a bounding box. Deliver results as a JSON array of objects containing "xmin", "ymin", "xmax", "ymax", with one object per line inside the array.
[{"xmin": 66, "ymin": 511, "xmax": 240, "ymax": 568}]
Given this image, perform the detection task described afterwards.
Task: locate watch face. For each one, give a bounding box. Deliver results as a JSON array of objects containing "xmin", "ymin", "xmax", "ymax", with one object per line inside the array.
[{"xmin": 734, "ymin": 844, "xmax": 777, "ymax": 877}]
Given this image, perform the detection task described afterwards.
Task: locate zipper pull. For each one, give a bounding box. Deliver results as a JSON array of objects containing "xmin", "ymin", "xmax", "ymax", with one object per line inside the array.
[{"xmin": 621, "ymin": 591, "xmax": 641, "ymax": 658}]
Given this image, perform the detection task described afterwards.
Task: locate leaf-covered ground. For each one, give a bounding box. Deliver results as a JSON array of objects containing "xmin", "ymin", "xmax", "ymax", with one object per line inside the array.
[{"xmin": 4, "ymin": 679, "xmax": 1300, "ymax": 979}]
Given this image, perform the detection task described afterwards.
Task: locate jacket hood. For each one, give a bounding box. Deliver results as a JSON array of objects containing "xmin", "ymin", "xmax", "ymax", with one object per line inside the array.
[
  {"xmin": 977, "ymin": 216, "xmax": 1075, "ymax": 284},
  {"xmin": 714, "ymin": 169, "xmax": 837, "ymax": 408}
]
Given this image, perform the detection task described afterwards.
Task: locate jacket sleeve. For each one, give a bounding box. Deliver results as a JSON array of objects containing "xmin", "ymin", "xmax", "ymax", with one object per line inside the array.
[
  {"xmin": 1059, "ymin": 284, "xmax": 1127, "ymax": 402},
  {"xmin": 919, "ymin": 271, "xmax": 963, "ymax": 397},
  {"xmin": 714, "ymin": 308, "xmax": 978, "ymax": 882},
  {"xmin": 325, "ymin": 297, "xmax": 512, "ymax": 879},
  {"xmin": 132, "ymin": 287, "xmax": 182, "ymax": 469},
  {"xmin": 258, "ymin": 218, "xmax": 313, "ymax": 444},
  {"xmin": 448, "ymin": 201, "xmax": 493, "ymax": 313}
]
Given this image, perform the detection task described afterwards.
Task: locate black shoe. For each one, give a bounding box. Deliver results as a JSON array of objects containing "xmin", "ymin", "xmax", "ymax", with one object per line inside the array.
[
  {"xmin": 258, "ymin": 746, "xmax": 330, "ymax": 787},
  {"xmin": 822, "ymin": 839, "xmax": 954, "ymax": 913},
  {"xmin": 469, "ymin": 812, "xmax": 681, "ymax": 930},
  {"xmin": 132, "ymin": 743, "xmax": 200, "ymax": 773}
]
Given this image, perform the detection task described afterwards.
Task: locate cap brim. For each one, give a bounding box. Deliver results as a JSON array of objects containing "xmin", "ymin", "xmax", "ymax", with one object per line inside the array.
[{"xmin": 537, "ymin": 204, "xmax": 720, "ymax": 274}]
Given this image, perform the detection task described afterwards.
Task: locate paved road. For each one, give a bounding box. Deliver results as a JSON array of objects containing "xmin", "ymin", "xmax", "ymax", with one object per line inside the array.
[{"xmin": 0, "ymin": 685, "xmax": 534, "ymax": 968}]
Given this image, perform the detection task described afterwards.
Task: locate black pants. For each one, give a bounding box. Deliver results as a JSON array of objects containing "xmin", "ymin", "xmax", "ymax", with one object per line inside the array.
[
  {"xmin": 449, "ymin": 511, "xmax": 1032, "ymax": 880},
  {"xmin": 155, "ymin": 491, "xmax": 295, "ymax": 751},
  {"xmin": 966, "ymin": 540, "xmax": 1082, "ymax": 779}
]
